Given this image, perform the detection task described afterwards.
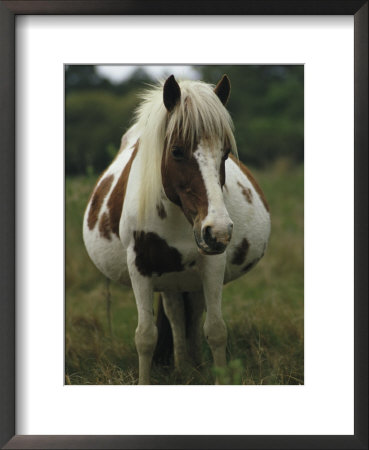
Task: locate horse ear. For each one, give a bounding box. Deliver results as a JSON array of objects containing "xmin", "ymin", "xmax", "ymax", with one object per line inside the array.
[
  {"xmin": 163, "ymin": 75, "xmax": 181, "ymax": 112},
  {"xmin": 214, "ymin": 74, "xmax": 231, "ymax": 106}
]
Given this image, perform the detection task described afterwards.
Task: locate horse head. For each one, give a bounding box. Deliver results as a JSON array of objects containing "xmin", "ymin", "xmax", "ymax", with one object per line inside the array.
[{"xmin": 161, "ymin": 75, "xmax": 235, "ymax": 255}]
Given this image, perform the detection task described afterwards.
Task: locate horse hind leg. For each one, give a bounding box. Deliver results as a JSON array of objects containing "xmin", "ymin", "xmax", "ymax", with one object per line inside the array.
[
  {"xmin": 153, "ymin": 294, "xmax": 173, "ymax": 365},
  {"xmin": 185, "ymin": 291, "xmax": 205, "ymax": 367},
  {"xmin": 162, "ymin": 292, "xmax": 189, "ymax": 373}
]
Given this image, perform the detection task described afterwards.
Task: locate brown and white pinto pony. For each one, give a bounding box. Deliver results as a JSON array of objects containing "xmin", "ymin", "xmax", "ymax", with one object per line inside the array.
[{"xmin": 83, "ymin": 75, "xmax": 271, "ymax": 384}]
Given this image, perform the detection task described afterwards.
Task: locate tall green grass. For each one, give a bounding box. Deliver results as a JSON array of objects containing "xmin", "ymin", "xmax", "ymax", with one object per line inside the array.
[{"xmin": 65, "ymin": 159, "xmax": 303, "ymax": 385}]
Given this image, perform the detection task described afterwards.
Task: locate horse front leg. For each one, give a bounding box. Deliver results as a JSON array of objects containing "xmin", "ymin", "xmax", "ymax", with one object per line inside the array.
[
  {"xmin": 127, "ymin": 247, "xmax": 157, "ymax": 385},
  {"xmin": 200, "ymin": 254, "xmax": 227, "ymax": 378}
]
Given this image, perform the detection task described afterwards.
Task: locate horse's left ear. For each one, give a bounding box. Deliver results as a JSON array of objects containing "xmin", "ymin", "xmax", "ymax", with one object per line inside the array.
[
  {"xmin": 214, "ymin": 74, "xmax": 231, "ymax": 106},
  {"xmin": 163, "ymin": 75, "xmax": 181, "ymax": 112}
]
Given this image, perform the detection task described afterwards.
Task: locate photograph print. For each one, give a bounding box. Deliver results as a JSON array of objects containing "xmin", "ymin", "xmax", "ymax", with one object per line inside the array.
[{"xmin": 65, "ymin": 64, "xmax": 304, "ymax": 385}]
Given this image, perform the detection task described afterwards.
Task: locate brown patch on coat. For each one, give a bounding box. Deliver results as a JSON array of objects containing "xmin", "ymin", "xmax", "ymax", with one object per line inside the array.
[
  {"xmin": 237, "ymin": 181, "xmax": 253, "ymax": 204},
  {"xmin": 107, "ymin": 141, "xmax": 139, "ymax": 237},
  {"xmin": 231, "ymin": 238, "xmax": 250, "ymax": 265},
  {"xmin": 157, "ymin": 202, "xmax": 167, "ymax": 219},
  {"xmin": 161, "ymin": 143, "xmax": 208, "ymax": 226},
  {"xmin": 243, "ymin": 249, "xmax": 266, "ymax": 273},
  {"xmin": 99, "ymin": 212, "xmax": 112, "ymax": 240},
  {"xmin": 230, "ymin": 154, "xmax": 269, "ymax": 212},
  {"xmin": 242, "ymin": 260, "xmax": 257, "ymax": 273},
  {"xmin": 87, "ymin": 174, "xmax": 114, "ymax": 230},
  {"xmin": 242, "ymin": 242, "xmax": 268, "ymax": 273},
  {"xmin": 133, "ymin": 231, "xmax": 184, "ymax": 277}
]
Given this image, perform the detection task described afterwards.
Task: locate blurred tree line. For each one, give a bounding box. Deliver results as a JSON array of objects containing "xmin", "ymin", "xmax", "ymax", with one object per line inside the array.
[{"xmin": 65, "ymin": 65, "xmax": 303, "ymax": 175}]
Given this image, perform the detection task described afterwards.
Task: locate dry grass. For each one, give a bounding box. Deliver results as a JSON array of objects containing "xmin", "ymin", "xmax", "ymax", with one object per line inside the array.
[{"xmin": 65, "ymin": 159, "xmax": 303, "ymax": 385}]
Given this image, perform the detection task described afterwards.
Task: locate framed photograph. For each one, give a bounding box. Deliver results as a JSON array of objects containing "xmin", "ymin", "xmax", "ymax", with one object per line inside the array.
[{"xmin": 1, "ymin": 1, "xmax": 367, "ymax": 449}]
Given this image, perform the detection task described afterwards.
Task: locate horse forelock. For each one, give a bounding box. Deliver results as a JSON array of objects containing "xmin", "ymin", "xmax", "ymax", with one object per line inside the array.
[
  {"xmin": 133, "ymin": 79, "xmax": 238, "ymax": 224},
  {"xmin": 164, "ymin": 81, "xmax": 237, "ymax": 159}
]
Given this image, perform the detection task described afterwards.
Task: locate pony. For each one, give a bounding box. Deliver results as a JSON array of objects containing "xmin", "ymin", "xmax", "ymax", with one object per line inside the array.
[{"xmin": 83, "ymin": 75, "xmax": 271, "ymax": 384}]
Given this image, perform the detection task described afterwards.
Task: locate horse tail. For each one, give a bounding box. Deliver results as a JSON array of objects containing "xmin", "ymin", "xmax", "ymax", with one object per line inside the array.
[
  {"xmin": 153, "ymin": 293, "xmax": 173, "ymax": 365},
  {"xmin": 153, "ymin": 292, "xmax": 192, "ymax": 365}
]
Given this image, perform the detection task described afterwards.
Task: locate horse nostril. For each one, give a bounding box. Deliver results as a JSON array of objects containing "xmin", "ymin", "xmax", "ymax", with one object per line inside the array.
[
  {"xmin": 203, "ymin": 226, "xmax": 213, "ymax": 244},
  {"xmin": 201, "ymin": 224, "xmax": 230, "ymax": 253}
]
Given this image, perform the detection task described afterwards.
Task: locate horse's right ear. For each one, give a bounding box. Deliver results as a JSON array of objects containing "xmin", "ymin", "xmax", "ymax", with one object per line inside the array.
[{"xmin": 163, "ymin": 75, "xmax": 181, "ymax": 112}]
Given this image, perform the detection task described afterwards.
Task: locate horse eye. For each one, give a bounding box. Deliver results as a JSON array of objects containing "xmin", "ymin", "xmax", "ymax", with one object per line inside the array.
[
  {"xmin": 172, "ymin": 146, "xmax": 185, "ymax": 160},
  {"xmin": 223, "ymin": 149, "xmax": 231, "ymax": 160}
]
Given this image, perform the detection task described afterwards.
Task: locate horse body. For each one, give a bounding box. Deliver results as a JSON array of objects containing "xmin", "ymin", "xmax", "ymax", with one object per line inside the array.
[
  {"xmin": 84, "ymin": 136, "xmax": 269, "ymax": 289},
  {"xmin": 83, "ymin": 76, "xmax": 270, "ymax": 384}
]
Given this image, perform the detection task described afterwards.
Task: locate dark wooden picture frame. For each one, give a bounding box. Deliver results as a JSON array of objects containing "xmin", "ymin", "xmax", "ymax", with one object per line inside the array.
[{"xmin": 0, "ymin": 1, "xmax": 367, "ymax": 449}]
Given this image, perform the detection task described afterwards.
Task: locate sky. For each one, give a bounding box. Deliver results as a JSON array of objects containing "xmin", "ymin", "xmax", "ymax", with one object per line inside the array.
[{"xmin": 96, "ymin": 65, "xmax": 200, "ymax": 83}]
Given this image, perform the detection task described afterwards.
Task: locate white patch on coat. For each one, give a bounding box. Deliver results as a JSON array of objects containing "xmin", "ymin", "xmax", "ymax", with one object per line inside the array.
[
  {"xmin": 222, "ymin": 157, "xmax": 271, "ymax": 283},
  {"xmin": 193, "ymin": 140, "xmax": 233, "ymax": 238}
]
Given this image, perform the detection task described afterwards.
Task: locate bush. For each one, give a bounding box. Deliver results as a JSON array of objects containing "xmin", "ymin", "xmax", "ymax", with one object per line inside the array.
[{"xmin": 65, "ymin": 90, "xmax": 137, "ymax": 175}]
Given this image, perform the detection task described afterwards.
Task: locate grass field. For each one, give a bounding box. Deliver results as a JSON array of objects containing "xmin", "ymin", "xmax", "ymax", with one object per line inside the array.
[{"xmin": 65, "ymin": 159, "xmax": 304, "ymax": 385}]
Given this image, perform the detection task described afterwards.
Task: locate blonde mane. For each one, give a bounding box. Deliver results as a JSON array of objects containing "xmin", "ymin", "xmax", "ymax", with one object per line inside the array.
[{"xmin": 133, "ymin": 79, "xmax": 237, "ymax": 224}]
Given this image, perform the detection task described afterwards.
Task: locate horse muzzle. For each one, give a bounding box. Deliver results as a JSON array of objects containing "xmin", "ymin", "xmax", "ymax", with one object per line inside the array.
[{"xmin": 194, "ymin": 222, "xmax": 233, "ymax": 255}]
